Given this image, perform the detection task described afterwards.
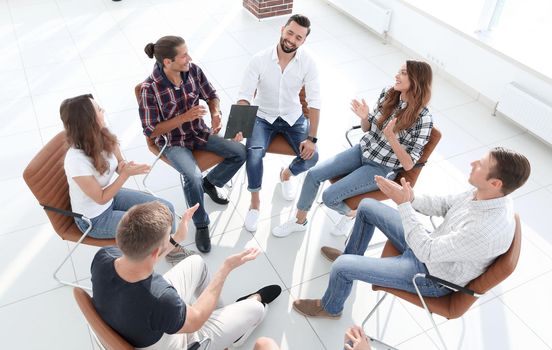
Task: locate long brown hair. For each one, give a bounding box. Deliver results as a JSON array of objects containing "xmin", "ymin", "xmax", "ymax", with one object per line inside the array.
[
  {"xmin": 60, "ymin": 94, "xmax": 118, "ymax": 175},
  {"xmin": 377, "ymin": 60, "xmax": 432, "ymax": 132}
]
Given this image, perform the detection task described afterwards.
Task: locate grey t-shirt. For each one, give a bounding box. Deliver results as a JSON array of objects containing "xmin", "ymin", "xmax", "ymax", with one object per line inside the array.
[{"xmin": 91, "ymin": 247, "xmax": 186, "ymax": 348}]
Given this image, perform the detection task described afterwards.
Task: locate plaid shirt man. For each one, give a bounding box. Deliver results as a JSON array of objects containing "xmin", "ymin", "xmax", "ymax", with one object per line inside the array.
[
  {"xmin": 138, "ymin": 63, "xmax": 218, "ymax": 149},
  {"xmin": 359, "ymin": 87, "xmax": 433, "ymax": 169}
]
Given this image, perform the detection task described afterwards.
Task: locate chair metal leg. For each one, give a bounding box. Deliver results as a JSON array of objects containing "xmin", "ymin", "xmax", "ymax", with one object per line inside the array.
[
  {"xmin": 413, "ymin": 273, "xmax": 448, "ymax": 350},
  {"xmin": 53, "ymin": 216, "xmax": 92, "ymax": 291},
  {"xmin": 142, "ymin": 137, "xmax": 169, "ymax": 197},
  {"xmin": 362, "ymin": 292, "xmax": 388, "ymax": 329}
]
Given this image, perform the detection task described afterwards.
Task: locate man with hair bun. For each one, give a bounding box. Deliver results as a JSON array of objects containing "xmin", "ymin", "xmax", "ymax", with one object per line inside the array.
[{"xmin": 138, "ymin": 36, "xmax": 246, "ymax": 253}]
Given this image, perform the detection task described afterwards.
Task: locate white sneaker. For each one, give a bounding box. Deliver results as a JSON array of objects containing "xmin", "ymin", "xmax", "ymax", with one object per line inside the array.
[
  {"xmin": 244, "ymin": 209, "xmax": 260, "ymax": 232},
  {"xmin": 231, "ymin": 304, "xmax": 268, "ymax": 348},
  {"xmin": 330, "ymin": 215, "xmax": 355, "ymax": 237},
  {"xmin": 280, "ymin": 168, "xmax": 296, "ymax": 201},
  {"xmin": 272, "ymin": 219, "xmax": 308, "ymax": 238}
]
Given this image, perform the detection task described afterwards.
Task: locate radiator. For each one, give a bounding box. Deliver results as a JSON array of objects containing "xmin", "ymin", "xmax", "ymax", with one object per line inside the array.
[
  {"xmin": 325, "ymin": 0, "xmax": 391, "ymax": 39},
  {"xmin": 496, "ymin": 82, "xmax": 552, "ymax": 145}
]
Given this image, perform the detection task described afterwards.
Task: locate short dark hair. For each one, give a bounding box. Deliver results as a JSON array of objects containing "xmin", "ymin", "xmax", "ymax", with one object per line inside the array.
[
  {"xmin": 116, "ymin": 202, "xmax": 173, "ymax": 261},
  {"xmin": 144, "ymin": 36, "xmax": 186, "ymax": 67},
  {"xmin": 285, "ymin": 14, "xmax": 311, "ymax": 36},
  {"xmin": 487, "ymin": 147, "xmax": 531, "ymax": 195}
]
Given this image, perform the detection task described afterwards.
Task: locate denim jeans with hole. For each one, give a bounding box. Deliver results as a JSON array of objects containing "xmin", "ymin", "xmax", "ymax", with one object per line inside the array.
[
  {"xmin": 321, "ymin": 198, "xmax": 451, "ymax": 315},
  {"xmin": 75, "ymin": 188, "xmax": 176, "ymax": 239},
  {"xmin": 245, "ymin": 116, "xmax": 318, "ymax": 192},
  {"xmin": 164, "ymin": 134, "xmax": 246, "ymax": 228},
  {"xmin": 296, "ymin": 144, "xmax": 395, "ymax": 215}
]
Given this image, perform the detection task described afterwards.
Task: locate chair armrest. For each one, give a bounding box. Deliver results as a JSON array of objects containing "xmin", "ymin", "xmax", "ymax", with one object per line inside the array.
[
  {"xmin": 42, "ymin": 205, "xmax": 84, "ymax": 219},
  {"xmin": 425, "ymin": 274, "xmax": 482, "ymax": 297},
  {"xmin": 345, "ymin": 125, "xmax": 362, "ymax": 147}
]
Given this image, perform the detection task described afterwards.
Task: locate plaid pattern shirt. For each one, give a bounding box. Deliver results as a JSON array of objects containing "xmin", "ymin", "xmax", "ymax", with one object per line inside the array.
[
  {"xmin": 138, "ymin": 63, "xmax": 218, "ymax": 149},
  {"xmin": 359, "ymin": 87, "xmax": 433, "ymax": 169},
  {"xmin": 398, "ymin": 190, "xmax": 516, "ymax": 287}
]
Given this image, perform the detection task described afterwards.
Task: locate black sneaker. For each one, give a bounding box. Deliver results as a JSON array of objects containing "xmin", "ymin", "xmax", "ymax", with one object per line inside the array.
[
  {"xmin": 202, "ymin": 178, "xmax": 229, "ymax": 205},
  {"xmin": 236, "ymin": 285, "xmax": 282, "ymax": 306},
  {"xmin": 195, "ymin": 226, "xmax": 211, "ymax": 253}
]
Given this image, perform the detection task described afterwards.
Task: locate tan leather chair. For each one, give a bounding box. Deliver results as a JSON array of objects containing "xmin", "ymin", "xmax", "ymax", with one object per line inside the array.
[
  {"xmin": 23, "ymin": 132, "xmax": 115, "ymax": 290},
  {"xmin": 134, "ymin": 84, "xmax": 224, "ymax": 196},
  {"xmin": 363, "ymin": 214, "xmax": 522, "ymax": 349},
  {"xmin": 330, "ymin": 126, "xmax": 442, "ymax": 210},
  {"xmin": 74, "ymin": 287, "xmax": 211, "ymax": 350},
  {"xmin": 74, "ymin": 287, "xmax": 134, "ymax": 350}
]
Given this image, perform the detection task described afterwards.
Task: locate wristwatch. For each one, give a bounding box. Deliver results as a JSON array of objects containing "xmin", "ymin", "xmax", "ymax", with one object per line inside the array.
[{"xmin": 307, "ymin": 136, "xmax": 318, "ymax": 144}]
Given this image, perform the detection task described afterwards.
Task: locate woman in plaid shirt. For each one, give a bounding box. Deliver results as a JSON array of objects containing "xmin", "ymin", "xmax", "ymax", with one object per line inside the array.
[{"xmin": 273, "ymin": 61, "xmax": 434, "ymax": 238}]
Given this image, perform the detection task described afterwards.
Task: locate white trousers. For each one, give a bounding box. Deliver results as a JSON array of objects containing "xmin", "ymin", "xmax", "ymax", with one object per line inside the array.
[{"xmin": 139, "ymin": 255, "xmax": 265, "ymax": 350}]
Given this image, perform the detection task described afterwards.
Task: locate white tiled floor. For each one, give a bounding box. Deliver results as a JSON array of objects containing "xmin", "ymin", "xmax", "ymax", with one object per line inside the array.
[{"xmin": 1, "ymin": 0, "xmax": 551, "ymax": 349}]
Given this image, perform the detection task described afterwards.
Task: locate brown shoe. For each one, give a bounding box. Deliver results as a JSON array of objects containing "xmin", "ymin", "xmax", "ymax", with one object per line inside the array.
[
  {"xmin": 293, "ymin": 299, "xmax": 341, "ymax": 319},
  {"xmin": 320, "ymin": 246, "xmax": 343, "ymax": 262}
]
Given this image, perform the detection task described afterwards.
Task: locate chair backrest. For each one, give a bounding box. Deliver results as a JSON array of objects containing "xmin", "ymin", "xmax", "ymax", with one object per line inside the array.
[
  {"xmin": 374, "ymin": 214, "xmax": 522, "ymax": 319},
  {"xmin": 396, "ymin": 126, "xmax": 441, "ymax": 186},
  {"xmin": 22, "ymin": 132, "xmax": 115, "ymax": 247},
  {"xmin": 134, "ymin": 83, "xmax": 223, "ymax": 171},
  {"xmin": 73, "ymin": 287, "xmax": 134, "ymax": 350}
]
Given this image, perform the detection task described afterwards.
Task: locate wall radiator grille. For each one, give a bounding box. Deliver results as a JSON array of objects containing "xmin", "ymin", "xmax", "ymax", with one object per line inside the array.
[
  {"xmin": 496, "ymin": 82, "xmax": 552, "ymax": 145},
  {"xmin": 325, "ymin": 0, "xmax": 391, "ymax": 38}
]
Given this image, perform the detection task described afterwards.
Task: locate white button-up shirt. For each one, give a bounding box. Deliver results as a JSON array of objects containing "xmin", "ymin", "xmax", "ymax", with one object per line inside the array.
[
  {"xmin": 398, "ymin": 190, "xmax": 515, "ymax": 287},
  {"xmin": 237, "ymin": 45, "xmax": 320, "ymax": 125}
]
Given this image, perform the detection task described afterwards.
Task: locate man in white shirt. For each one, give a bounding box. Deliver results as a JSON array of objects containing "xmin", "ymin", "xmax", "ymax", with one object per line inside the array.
[
  {"xmin": 237, "ymin": 14, "xmax": 321, "ymax": 232},
  {"xmin": 292, "ymin": 147, "xmax": 530, "ymax": 318}
]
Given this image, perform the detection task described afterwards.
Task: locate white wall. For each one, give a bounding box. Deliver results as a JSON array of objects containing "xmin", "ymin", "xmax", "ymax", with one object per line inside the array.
[{"xmin": 331, "ymin": 0, "xmax": 552, "ymax": 106}]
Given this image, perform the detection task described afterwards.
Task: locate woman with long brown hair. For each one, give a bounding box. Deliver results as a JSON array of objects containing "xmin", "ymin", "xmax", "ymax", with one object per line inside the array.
[
  {"xmin": 273, "ymin": 60, "xmax": 434, "ymax": 238},
  {"xmin": 61, "ymin": 94, "xmax": 194, "ymax": 261}
]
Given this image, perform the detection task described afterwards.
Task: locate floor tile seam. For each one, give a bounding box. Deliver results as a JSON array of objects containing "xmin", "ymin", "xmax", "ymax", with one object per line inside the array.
[
  {"xmin": 302, "ymin": 316, "xmax": 329, "ymax": 350},
  {"xmin": 495, "ymin": 269, "xmax": 552, "ymax": 300},
  {"xmin": 0, "ymin": 221, "xmax": 50, "ymax": 237},
  {"xmin": 6, "ymin": 3, "xmax": 43, "ymax": 145},
  {"xmin": 0, "ymin": 284, "xmax": 66, "ymax": 310},
  {"xmin": 495, "ymin": 294, "xmax": 552, "ymax": 349}
]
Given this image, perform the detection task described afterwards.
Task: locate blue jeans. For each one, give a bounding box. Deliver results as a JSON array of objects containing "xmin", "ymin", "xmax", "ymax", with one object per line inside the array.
[
  {"xmin": 246, "ymin": 116, "xmax": 318, "ymax": 192},
  {"xmin": 296, "ymin": 144, "xmax": 394, "ymax": 215},
  {"xmin": 321, "ymin": 199, "xmax": 451, "ymax": 315},
  {"xmin": 75, "ymin": 188, "xmax": 176, "ymax": 239},
  {"xmin": 164, "ymin": 134, "xmax": 246, "ymax": 227}
]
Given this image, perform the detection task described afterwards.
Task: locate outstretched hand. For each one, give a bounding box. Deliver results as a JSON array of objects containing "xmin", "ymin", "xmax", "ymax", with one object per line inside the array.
[
  {"xmin": 174, "ymin": 203, "xmax": 200, "ymax": 241},
  {"xmin": 223, "ymin": 247, "xmax": 260, "ymax": 271},
  {"xmin": 375, "ymin": 176, "xmax": 413, "ymax": 205}
]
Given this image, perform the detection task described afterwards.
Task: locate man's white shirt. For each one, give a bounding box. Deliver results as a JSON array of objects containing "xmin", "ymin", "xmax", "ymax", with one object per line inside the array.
[{"xmin": 237, "ymin": 45, "xmax": 320, "ymax": 125}]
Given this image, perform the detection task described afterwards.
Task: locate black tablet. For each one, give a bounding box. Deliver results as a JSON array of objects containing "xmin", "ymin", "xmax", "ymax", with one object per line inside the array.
[{"xmin": 223, "ymin": 104, "xmax": 259, "ymax": 139}]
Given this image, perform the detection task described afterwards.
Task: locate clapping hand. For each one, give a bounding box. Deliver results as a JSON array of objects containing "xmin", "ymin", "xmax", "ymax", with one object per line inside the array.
[
  {"xmin": 375, "ymin": 176, "xmax": 413, "ymax": 205},
  {"xmin": 350, "ymin": 99, "xmax": 369, "ymax": 121},
  {"xmin": 118, "ymin": 160, "xmax": 151, "ymax": 177}
]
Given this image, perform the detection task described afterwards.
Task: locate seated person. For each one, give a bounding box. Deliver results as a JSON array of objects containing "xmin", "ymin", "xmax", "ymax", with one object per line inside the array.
[
  {"xmin": 292, "ymin": 147, "xmax": 530, "ymax": 318},
  {"xmin": 237, "ymin": 14, "xmax": 321, "ymax": 232},
  {"xmin": 91, "ymin": 201, "xmax": 282, "ymax": 349},
  {"xmin": 273, "ymin": 61, "xmax": 433, "ymax": 238},
  {"xmin": 61, "ymin": 94, "xmax": 191, "ymax": 262},
  {"xmin": 139, "ymin": 35, "xmax": 246, "ymax": 253},
  {"xmin": 253, "ymin": 325, "xmax": 371, "ymax": 349}
]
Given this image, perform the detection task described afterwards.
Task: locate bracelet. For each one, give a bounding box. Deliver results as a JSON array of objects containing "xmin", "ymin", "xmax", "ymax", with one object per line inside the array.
[{"xmin": 169, "ymin": 236, "xmax": 181, "ymax": 248}]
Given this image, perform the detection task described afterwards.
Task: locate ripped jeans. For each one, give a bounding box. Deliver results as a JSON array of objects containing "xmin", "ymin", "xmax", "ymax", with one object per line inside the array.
[{"xmin": 245, "ymin": 116, "xmax": 318, "ymax": 192}]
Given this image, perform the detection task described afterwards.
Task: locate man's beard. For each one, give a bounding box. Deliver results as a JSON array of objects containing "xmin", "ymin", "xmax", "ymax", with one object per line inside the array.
[{"xmin": 279, "ymin": 37, "xmax": 297, "ymax": 53}]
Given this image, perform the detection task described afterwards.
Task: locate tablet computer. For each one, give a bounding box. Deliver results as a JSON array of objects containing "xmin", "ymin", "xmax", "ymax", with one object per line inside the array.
[{"xmin": 223, "ymin": 104, "xmax": 259, "ymax": 139}]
